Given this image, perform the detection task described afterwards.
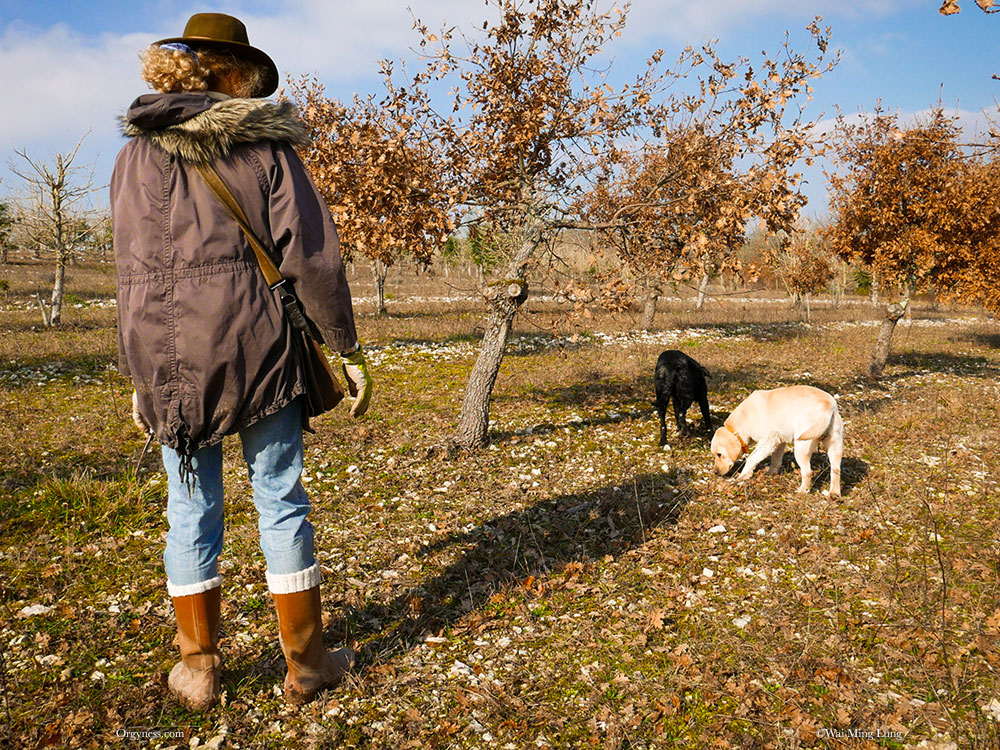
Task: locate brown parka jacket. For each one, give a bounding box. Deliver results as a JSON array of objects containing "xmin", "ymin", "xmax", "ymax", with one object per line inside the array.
[{"xmin": 111, "ymin": 93, "xmax": 357, "ymax": 455}]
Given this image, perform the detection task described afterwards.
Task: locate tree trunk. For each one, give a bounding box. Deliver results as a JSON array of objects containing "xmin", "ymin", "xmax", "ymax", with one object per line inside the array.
[
  {"xmin": 49, "ymin": 175, "xmax": 68, "ymax": 326},
  {"xmin": 34, "ymin": 294, "xmax": 51, "ymax": 326},
  {"xmin": 453, "ymin": 305, "xmax": 516, "ymax": 448},
  {"xmin": 695, "ymin": 273, "xmax": 710, "ymax": 310},
  {"xmin": 804, "ymin": 293, "xmax": 812, "ymax": 324},
  {"xmin": 868, "ymin": 300, "xmax": 907, "ymax": 378},
  {"xmin": 452, "ymin": 234, "xmax": 537, "ymax": 450},
  {"xmin": 639, "ymin": 284, "xmax": 659, "ymax": 330},
  {"xmin": 869, "ymin": 272, "xmax": 879, "ymax": 307},
  {"xmin": 927, "ymin": 286, "xmax": 938, "ymax": 311},
  {"xmin": 49, "ymin": 252, "xmax": 66, "ymax": 325},
  {"xmin": 372, "ymin": 259, "xmax": 388, "ymax": 316}
]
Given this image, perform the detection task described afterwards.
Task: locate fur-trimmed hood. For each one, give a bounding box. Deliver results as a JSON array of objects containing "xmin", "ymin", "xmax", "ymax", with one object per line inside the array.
[{"xmin": 121, "ymin": 93, "xmax": 310, "ymax": 164}]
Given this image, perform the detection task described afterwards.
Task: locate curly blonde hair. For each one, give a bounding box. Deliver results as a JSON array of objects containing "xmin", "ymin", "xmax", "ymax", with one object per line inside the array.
[{"xmin": 140, "ymin": 44, "xmax": 268, "ymax": 98}]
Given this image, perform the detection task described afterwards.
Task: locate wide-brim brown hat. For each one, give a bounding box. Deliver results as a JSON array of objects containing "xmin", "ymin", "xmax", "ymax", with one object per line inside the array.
[{"xmin": 155, "ymin": 12, "xmax": 279, "ymax": 97}]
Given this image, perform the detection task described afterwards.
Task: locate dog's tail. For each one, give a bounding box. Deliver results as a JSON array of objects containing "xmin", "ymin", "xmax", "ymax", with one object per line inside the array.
[
  {"xmin": 820, "ymin": 401, "xmax": 844, "ymax": 448},
  {"xmin": 699, "ymin": 364, "xmax": 711, "ymax": 379}
]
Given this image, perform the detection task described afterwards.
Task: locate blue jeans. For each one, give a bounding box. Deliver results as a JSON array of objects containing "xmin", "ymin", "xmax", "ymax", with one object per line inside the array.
[{"xmin": 161, "ymin": 399, "xmax": 319, "ymax": 597}]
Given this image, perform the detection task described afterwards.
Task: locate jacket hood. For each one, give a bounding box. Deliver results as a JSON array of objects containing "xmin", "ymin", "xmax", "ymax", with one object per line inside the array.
[{"xmin": 122, "ymin": 93, "xmax": 310, "ymax": 164}]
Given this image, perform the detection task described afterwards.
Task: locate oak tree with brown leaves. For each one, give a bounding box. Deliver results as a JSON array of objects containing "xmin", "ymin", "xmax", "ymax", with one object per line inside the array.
[
  {"xmin": 288, "ymin": 76, "xmax": 455, "ymax": 316},
  {"xmin": 948, "ymin": 157, "xmax": 1000, "ymax": 312},
  {"xmin": 824, "ymin": 107, "xmax": 1000, "ymax": 377},
  {"xmin": 582, "ymin": 129, "xmax": 748, "ymax": 324},
  {"xmin": 412, "ymin": 0, "xmax": 691, "ymax": 447},
  {"xmin": 578, "ymin": 26, "xmax": 834, "ymax": 324},
  {"xmin": 299, "ymin": 0, "xmax": 835, "ymax": 448}
]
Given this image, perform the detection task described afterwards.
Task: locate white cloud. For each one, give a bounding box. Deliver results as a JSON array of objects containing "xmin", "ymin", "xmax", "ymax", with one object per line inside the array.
[
  {"xmin": 811, "ymin": 106, "xmax": 996, "ymax": 139},
  {"xmin": 0, "ymin": 23, "xmax": 158, "ymax": 198},
  {"xmin": 1, "ymin": 1, "xmax": 484, "ymax": 192},
  {"xmin": 621, "ymin": 0, "xmax": 905, "ymax": 44},
  {"xmin": 245, "ymin": 0, "xmax": 478, "ymax": 85},
  {"xmin": 0, "ymin": 25, "xmax": 141, "ymax": 148}
]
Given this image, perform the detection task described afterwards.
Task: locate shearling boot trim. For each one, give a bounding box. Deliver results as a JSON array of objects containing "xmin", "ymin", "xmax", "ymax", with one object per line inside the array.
[
  {"xmin": 167, "ymin": 575, "xmax": 223, "ymax": 597},
  {"xmin": 266, "ymin": 562, "xmax": 321, "ymax": 594}
]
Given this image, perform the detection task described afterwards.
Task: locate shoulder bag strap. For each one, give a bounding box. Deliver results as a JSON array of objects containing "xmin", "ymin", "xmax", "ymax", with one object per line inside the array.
[
  {"xmin": 192, "ymin": 162, "xmax": 311, "ymax": 331},
  {"xmin": 192, "ymin": 162, "xmax": 283, "ymax": 287}
]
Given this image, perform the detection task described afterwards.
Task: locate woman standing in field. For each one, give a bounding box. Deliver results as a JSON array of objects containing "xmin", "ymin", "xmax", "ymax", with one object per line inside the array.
[{"xmin": 111, "ymin": 13, "xmax": 372, "ymax": 709}]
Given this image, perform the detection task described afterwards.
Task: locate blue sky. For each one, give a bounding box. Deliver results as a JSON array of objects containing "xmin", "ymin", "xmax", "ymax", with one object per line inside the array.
[{"xmin": 1, "ymin": 1, "xmax": 997, "ymax": 213}]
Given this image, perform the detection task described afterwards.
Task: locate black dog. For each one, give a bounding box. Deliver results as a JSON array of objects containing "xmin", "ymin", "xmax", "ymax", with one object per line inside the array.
[{"xmin": 653, "ymin": 350, "xmax": 712, "ymax": 444}]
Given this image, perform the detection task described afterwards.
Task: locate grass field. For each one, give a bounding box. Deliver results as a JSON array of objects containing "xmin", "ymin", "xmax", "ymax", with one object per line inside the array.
[{"xmin": 2, "ymin": 259, "xmax": 1000, "ymax": 749}]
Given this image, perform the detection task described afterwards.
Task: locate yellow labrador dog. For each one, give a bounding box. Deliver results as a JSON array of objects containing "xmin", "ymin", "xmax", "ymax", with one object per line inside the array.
[{"xmin": 710, "ymin": 385, "xmax": 844, "ymax": 497}]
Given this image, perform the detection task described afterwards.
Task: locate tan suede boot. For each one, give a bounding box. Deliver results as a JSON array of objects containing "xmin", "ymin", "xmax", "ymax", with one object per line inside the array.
[
  {"xmin": 272, "ymin": 586, "xmax": 354, "ymax": 704},
  {"xmin": 168, "ymin": 586, "xmax": 223, "ymax": 710}
]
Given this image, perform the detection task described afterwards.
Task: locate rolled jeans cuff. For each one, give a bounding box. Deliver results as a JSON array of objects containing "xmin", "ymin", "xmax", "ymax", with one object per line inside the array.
[
  {"xmin": 266, "ymin": 561, "xmax": 321, "ymax": 594},
  {"xmin": 167, "ymin": 575, "xmax": 223, "ymax": 598}
]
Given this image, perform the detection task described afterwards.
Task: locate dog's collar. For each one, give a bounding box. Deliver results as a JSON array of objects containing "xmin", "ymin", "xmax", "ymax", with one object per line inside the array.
[{"xmin": 725, "ymin": 424, "xmax": 749, "ymax": 455}]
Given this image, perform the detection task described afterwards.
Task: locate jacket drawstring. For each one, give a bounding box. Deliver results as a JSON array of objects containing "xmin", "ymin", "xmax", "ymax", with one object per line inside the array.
[
  {"xmin": 178, "ymin": 450, "xmax": 196, "ymax": 495},
  {"xmin": 167, "ymin": 402, "xmax": 197, "ymax": 495}
]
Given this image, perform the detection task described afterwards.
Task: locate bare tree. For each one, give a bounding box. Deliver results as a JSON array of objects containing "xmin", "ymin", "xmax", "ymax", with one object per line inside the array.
[
  {"xmin": 82, "ymin": 209, "xmax": 113, "ymax": 262},
  {"xmin": 9, "ymin": 134, "xmax": 95, "ymax": 325}
]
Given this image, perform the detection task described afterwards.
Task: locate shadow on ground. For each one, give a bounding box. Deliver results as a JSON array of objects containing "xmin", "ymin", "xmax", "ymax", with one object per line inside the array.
[
  {"xmin": 963, "ymin": 330, "xmax": 1000, "ymax": 350},
  {"xmin": 749, "ymin": 452, "xmax": 869, "ymax": 497},
  {"xmin": 333, "ymin": 473, "xmax": 692, "ymax": 672},
  {"xmin": 885, "ymin": 350, "xmax": 1000, "ymax": 379}
]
